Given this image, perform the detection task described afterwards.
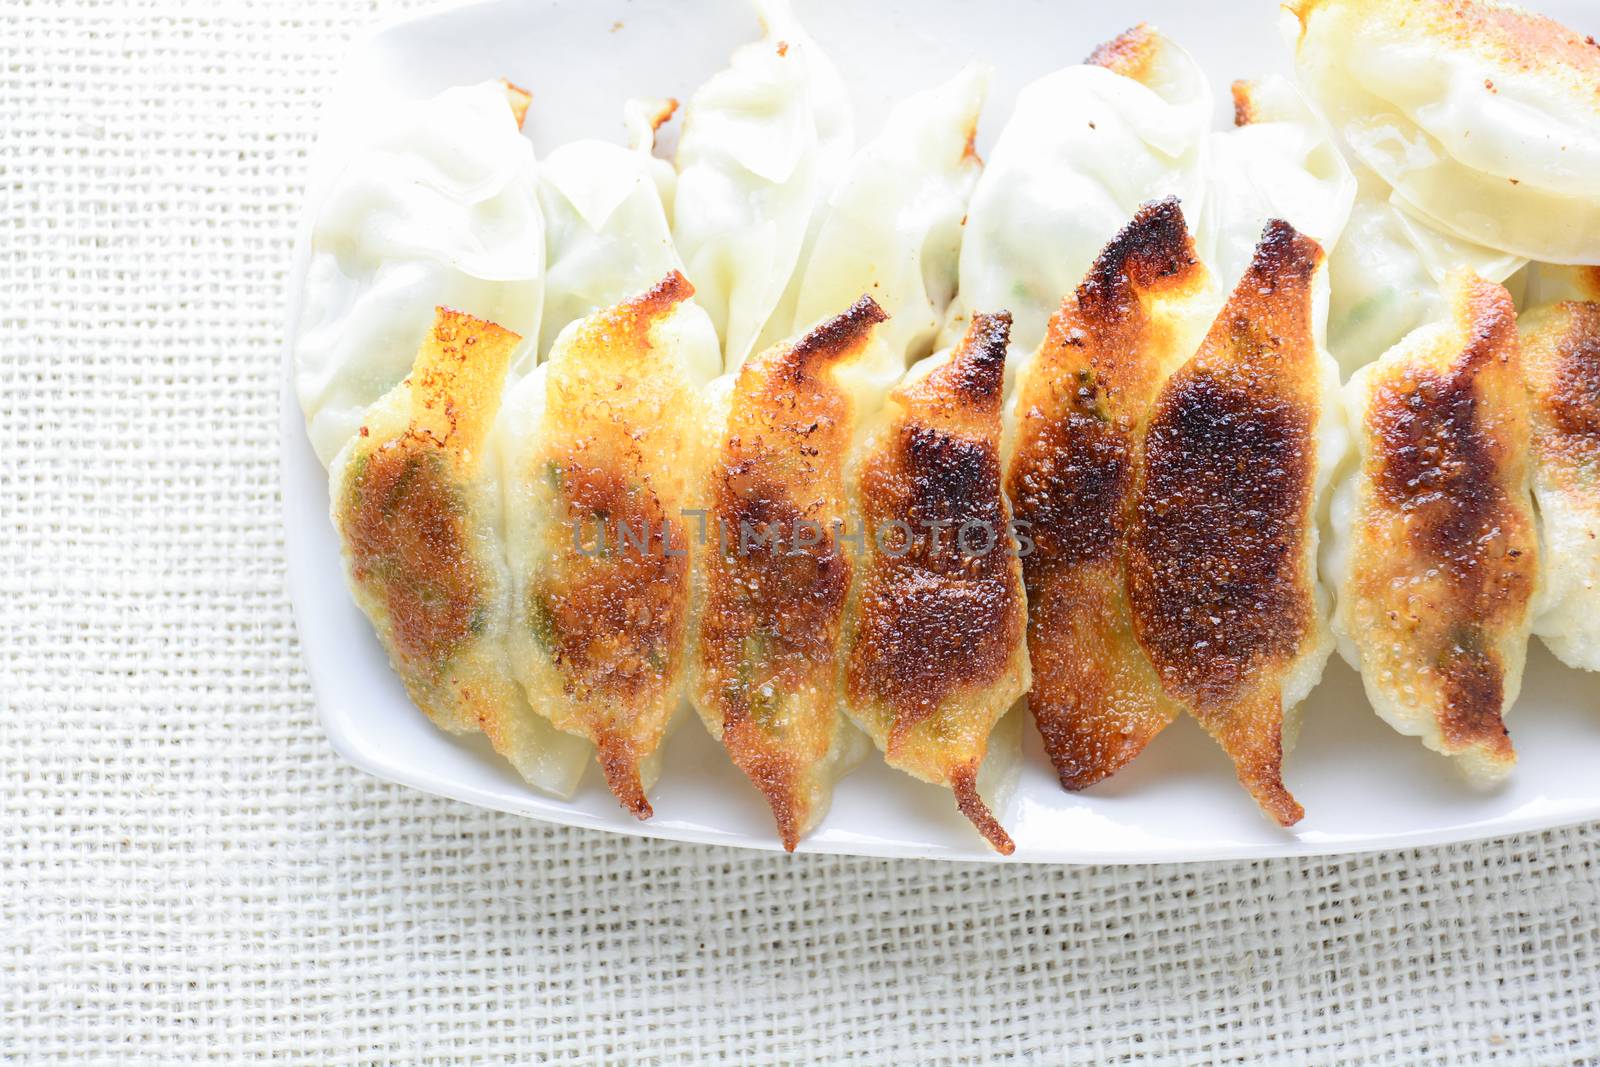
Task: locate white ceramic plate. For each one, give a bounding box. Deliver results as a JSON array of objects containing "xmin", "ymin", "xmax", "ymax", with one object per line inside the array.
[{"xmin": 283, "ymin": 0, "xmax": 1600, "ymax": 863}]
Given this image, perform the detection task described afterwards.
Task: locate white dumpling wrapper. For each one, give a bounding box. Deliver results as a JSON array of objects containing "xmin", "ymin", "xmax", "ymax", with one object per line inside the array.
[
  {"xmin": 1286, "ymin": 0, "xmax": 1600, "ymax": 264},
  {"xmin": 294, "ymin": 82, "xmax": 544, "ymax": 467},
  {"xmin": 672, "ymin": 0, "xmax": 854, "ymax": 374},
  {"xmin": 946, "ymin": 27, "xmax": 1212, "ymax": 360}
]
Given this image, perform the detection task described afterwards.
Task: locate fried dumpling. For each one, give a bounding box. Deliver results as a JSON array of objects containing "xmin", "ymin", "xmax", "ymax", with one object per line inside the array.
[
  {"xmin": 1285, "ymin": 0, "xmax": 1600, "ymax": 265},
  {"xmin": 1127, "ymin": 221, "xmax": 1343, "ymax": 827},
  {"xmin": 690, "ymin": 298, "xmax": 888, "ymax": 850},
  {"xmin": 842, "ymin": 312, "xmax": 1030, "ymax": 854},
  {"xmin": 947, "ymin": 25, "xmax": 1211, "ymax": 359},
  {"xmin": 1520, "ymin": 300, "xmax": 1600, "ymax": 672},
  {"xmin": 1005, "ymin": 199, "xmax": 1216, "ymax": 790},
  {"xmin": 329, "ymin": 308, "xmax": 590, "ymax": 797},
  {"xmin": 296, "ymin": 81, "xmax": 544, "ymax": 466},
  {"xmin": 673, "ymin": 0, "xmax": 853, "ymax": 373},
  {"xmin": 1203, "ymin": 77, "xmax": 1354, "ymax": 303},
  {"xmin": 499, "ymin": 273, "xmax": 716, "ymax": 816},
  {"xmin": 537, "ymin": 99, "xmax": 700, "ymax": 360},
  {"xmin": 1330, "ymin": 272, "xmax": 1538, "ymax": 781},
  {"xmin": 770, "ymin": 64, "xmax": 989, "ymax": 383}
]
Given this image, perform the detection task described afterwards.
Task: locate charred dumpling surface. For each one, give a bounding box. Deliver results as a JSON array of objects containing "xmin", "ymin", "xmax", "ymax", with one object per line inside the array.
[
  {"xmin": 513, "ymin": 272, "xmax": 707, "ymax": 817},
  {"xmin": 691, "ymin": 297, "xmax": 887, "ymax": 850},
  {"xmin": 1128, "ymin": 221, "xmax": 1329, "ymax": 827},
  {"xmin": 1006, "ymin": 198, "xmax": 1215, "ymax": 791},
  {"xmin": 843, "ymin": 312, "xmax": 1029, "ymax": 854},
  {"xmin": 1520, "ymin": 301, "xmax": 1600, "ymax": 672},
  {"xmin": 1340, "ymin": 272, "xmax": 1537, "ymax": 781}
]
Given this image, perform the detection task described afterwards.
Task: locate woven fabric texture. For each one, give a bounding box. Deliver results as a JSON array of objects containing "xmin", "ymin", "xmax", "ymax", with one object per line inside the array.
[{"xmin": 3, "ymin": 1, "xmax": 1600, "ymax": 1063}]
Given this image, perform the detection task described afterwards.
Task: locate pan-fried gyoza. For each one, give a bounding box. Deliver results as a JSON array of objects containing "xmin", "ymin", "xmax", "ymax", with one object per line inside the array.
[
  {"xmin": 1331, "ymin": 272, "xmax": 1539, "ymax": 781},
  {"xmin": 298, "ymin": 0, "xmax": 1600, "ymax": 853},
  {"xmin": 329, "ymin": 308, "xmax": 592, "ymax": 798},
  {"xmin": 690, "ymin": 298, "xmax": 886, "ymax": 850},
  {"xmin": 499, "ymin": 272, "xmax": 715, "ymax": 817},
  {"xmin": 842, "ymin": 312, "xmax": 1030, "ymax": 853},
  {"xmin": 1005, "ymin": 198, "xmax": 1217, "ymax": 791},
  {"xmin": 1127, "ymin": 221, "xmax": 1342, "ymax": 826}
]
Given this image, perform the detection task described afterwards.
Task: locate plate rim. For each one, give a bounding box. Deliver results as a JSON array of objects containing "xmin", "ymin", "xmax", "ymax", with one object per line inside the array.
[{"xmin": 278, "ymin": 0, "xmax": 1600, "ymax": 865}]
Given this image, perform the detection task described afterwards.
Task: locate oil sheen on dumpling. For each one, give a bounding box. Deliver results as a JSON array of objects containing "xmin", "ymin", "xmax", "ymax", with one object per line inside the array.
[
  {"xmin": 842, "ymin": 313, "xmax": 1030, "ymax": 855},
  {"xmin": 1520, "ymin": 300, "xmax": 1600, "ymax": 672},
  {"xmin": 947, "ymin": 24, "xmax": 1211, "ymax": 360},
  {"xmin": 296, "ymin": 81, "xmax": 543, "ymax": 467},
  {"xmin": 690, "ymin": 298, "xmax": 888, "ymax": 851},
  {"xmin": 1203, "ymin": 77, "xmax": 1354, "ymax": 303},
  {"xmin": 1331, "ymin": 272, "xmax": 1538, "ymax": 782},
  {"xmin": 1286, "ymin": 0, "xmax": 1600, "ymax": 265},
  {"xmin": 759, "ymin": 65, "xmax": 988, "ymax": 373},
  {"xmin": 329, "ymin": 308, "xmax": 590, "ymax": 798},
  {"xmin": 1005, "ymin": 199, "xmax": 1216, "ymax": 791},
  {"xmin": 673, "ymin": 0, "xmax": 853, "ymax": 374},
  {"xmin": 499, "ymin": 273, "xmax": 716, "ymax": 817},
  {"xmin": 536, "ymin": 99, "xmax": 694, "ymax": 359},
  {"xmin": 1127, "ymin": 221, "xmax": 1343, "ymax": 827}
]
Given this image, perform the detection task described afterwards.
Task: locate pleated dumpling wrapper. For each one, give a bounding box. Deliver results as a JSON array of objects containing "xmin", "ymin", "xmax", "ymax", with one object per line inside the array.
[
  {"xmin": 1127, "ymin": 221, "xmax": 1344, "ymax": 827},
  {"xmin": 690, "ymin": 298, "xmax": 888, "ymax": 851},
  {"xmin": 842, "ymin": 312, "xmax": 1030, "ymax": 855},
  {"xmin": 673, "ymin": 0, "xmax": 853, "ymax": 374},
  {"xmin": 1204, "ymin": 77, "xmax": 1354, "ymax": 308},
  {"xmin": 1330, "ymin": 272, "xmax": 1539, "ymax": 782},
  {"xmin": 1285, "ymin": 0, "xmax": 1600, "ymax": 265},
  {"xmin": 1519, "ymin": 299, "xmax": 1600, "ymax": 673},
  {"xmin": 768, "ymin": 63, "xmax": 989, "ymax": 383},
  {"xmin": 329, "ymin": 308, "xmax": 591, "ymax": 798},
  {"xmin": 947, "ymin": 24, "xmax": 1212, "ymax": 360},
  {"xmin": 499, "ymin": 272, "xmax": 717, "ymax": 817},
  {"xmin": 537, "ymin": 99, "xmax": 686, "ymax": 359},
  {"xmin": 296, "ymin": 81, "xmax": 544, "ymax": 467},
  {"xmin": 1005, "ymin": 198, "xmax": 1217, "ymax": 791},
  {"xmin": 1327, "ymin": 165, "xmax": 1528, "ymax": 378}
]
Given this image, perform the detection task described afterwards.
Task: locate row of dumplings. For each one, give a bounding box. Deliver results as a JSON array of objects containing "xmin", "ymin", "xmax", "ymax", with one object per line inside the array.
[{"xmin": 294, "ymin": 0, "xmax": 1600, "ymax": 851}]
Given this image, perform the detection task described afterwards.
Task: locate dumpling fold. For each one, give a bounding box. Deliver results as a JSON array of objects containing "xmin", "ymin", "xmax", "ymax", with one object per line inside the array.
[
  {"xmin": 295, "ymin": 82, "xmax": 544, "ymax": 467},
  {"xmin": 946, "ymin": 24, "xmax": 1212, "ymax": 361},
  {"xmin": 1286, "ymin": 0, "xmax": 1600, "ymax": 265}
]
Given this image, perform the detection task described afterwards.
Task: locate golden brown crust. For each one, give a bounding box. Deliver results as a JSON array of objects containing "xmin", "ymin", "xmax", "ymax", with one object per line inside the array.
[
  {"xmin": 500, "ymin": 79, "xmax": 532, "ymax": 130},
  {"xmin": 1127, "ymin": 220, "xmax": 1325, "ymax": 827},
  {"xmin": 1007, "ymin": 199, "xmax": 1207, "ymax": 789},
  {"xmin": 525, "ymin": 272, "xmax": 704, "ymax": 818},
  {"xmin": 694, "ymin": 296, "xmax": 886, "ymax": 850},
  {"xmin": 845, "ymin": 312, "xmax": 1026, "ymax": 855},
  {"xmin": 1287, "ymin": 0, "xmax": 1600, "ymax": 102},
  {"xmin": 1086, "ymin": 23, "xmax": 1159, "ymax": 80},
  {"xmin": 1231, "ymin": 80, "xmax": 1257, "ymax": 127},
  {"xmin": 1348, "ymin": 274, "xmax": 1535, "ymax": 767},
  {"xmin": 337, "ymin": 309, "xmax": 522, "ymax": 735},
  {"xmin": 1523, "ymin": 302, "xmax": 1600, "ymax": 493}
]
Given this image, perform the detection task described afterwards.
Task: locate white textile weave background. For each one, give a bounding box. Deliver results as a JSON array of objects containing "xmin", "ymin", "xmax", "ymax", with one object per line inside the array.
[{"xmin": 3, "ymin": 1, "xmax": 1600, "ymax": 1062}]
